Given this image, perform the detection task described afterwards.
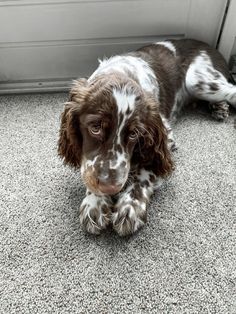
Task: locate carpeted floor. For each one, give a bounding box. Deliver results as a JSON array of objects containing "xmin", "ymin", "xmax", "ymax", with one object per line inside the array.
[{"xmin": 0, "ymin": 93, "xmax": 235, "ymax": 314}]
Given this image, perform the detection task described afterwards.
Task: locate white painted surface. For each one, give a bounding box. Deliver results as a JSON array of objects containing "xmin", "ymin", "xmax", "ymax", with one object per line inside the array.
[
  {"xmin": 0, "ymin": 0, "xmax": 228, "ymax": 93},
  {"xmin": 218, "ymin": 0, "xmax": 236, "ymax": 62}
]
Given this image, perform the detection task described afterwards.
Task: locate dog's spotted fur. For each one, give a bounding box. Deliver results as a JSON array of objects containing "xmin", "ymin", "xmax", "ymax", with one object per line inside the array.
[{"xmin": 58, "ymin": 39, "xmax": 236, "ymax": 236}]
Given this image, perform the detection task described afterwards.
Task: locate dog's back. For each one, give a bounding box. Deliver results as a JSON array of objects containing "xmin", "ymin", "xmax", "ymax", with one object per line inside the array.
[{"xmin": 133, "ymin": 39, "xmax": 235, "ymax": 120}]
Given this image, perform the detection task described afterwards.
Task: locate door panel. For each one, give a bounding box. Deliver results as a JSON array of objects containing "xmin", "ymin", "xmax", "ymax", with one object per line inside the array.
[
  {"xmin": 0, "ymin": 0, "xmax": 228, "ymax": 93},
  {"xmin": 218, "ymin": 0, "xmax": 236, "ymax": 62}
]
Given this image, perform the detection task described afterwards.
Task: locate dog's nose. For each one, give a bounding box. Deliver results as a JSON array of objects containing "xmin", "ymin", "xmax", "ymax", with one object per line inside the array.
[{"xmin": 98, "ymin": 183, "xmax": 122, "ymax": 195}]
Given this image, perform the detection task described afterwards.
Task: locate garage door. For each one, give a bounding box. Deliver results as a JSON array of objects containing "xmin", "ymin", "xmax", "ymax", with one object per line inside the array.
[{"xmin": 0, "ymin": 0, "xmax": 228, "ymax": 94}]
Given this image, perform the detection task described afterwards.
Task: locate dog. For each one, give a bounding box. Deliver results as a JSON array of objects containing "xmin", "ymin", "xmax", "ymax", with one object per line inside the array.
[{"xmin": 58, "ymin": 39, "xmax": 236, "ymax": 236}]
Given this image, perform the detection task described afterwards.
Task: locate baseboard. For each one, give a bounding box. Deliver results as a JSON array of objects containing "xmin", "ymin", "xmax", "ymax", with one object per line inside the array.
[{"xmin": 0, "ymin": 78, "xmax": 73, "ymax": 94}]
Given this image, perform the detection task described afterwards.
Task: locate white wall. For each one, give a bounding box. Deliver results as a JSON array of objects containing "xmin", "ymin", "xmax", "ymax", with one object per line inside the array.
[
  {"xmin": 0, "ymin": 0, "xmax": 228, "ymax": 93},
  {"xmin": 218, "ymin": 0, "xmax": 236, "ymax": 62}
]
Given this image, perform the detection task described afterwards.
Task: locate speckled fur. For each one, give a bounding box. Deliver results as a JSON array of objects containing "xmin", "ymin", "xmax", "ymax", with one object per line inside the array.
[{"xmin": 58, "ymin": 39, "xmax": 235, "ymax": 236}]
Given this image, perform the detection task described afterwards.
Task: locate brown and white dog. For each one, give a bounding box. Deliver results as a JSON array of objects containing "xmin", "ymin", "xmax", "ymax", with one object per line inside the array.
[{"xmin": 58, "ymin": 39, "xmax": 236, "ymax": 236}]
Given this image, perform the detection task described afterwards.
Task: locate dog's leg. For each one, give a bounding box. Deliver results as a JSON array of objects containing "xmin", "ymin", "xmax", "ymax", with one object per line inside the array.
[
  {"xmin": 160, "ymin": 114, "xmax": 177, "ymax": 151},
  {"xmin": 186, "ymin": 52, "xmax": 236, "ymax": 111},
  {"xmin": 112, "ymin": 169, "xmax": 161, "ymax": 236},
  {"xmin": 79, "ymin": 190, "xmax": 113, "ymax": 234}
]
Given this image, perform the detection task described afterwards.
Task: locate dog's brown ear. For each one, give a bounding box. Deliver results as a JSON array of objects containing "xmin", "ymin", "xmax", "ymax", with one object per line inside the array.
[
  {"xmin": 150, "ymin": 113, "xmax": 174, "ymax": 177},
  {"xmin": 58, "ymin": 79, "xmax": 88, "ymax": 168},
  {"xmin": 69, "ymin": 78, "xmax": 89, "ymax": 102},
  {"xmin": 138, "ymin": 97, "xmax": 174, "ymax": 177}
]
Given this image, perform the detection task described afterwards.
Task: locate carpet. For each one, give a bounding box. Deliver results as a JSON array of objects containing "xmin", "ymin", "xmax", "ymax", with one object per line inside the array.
[{"xmin": 0, "ymin": 93, "xmax": 235, "ymax": 313}]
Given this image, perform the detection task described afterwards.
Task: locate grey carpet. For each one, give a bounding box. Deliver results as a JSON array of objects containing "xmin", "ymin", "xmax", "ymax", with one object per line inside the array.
[{"xmin": 0, "ymin": 93, "xmax": 235, "ymax": 314}]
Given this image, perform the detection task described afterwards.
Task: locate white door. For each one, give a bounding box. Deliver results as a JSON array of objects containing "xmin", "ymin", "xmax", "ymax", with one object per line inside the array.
[
  {"xmin": 0, "ymin": 0, "xmax": 228, "ymax": 94},
  {"xmin": 218, "ymin": 0, "xmax": 236, "ymax": 62}
]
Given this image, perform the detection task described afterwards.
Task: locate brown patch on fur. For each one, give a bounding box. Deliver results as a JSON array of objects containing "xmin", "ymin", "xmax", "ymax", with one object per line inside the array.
[
  {"xmin": 130, "ymin": 184, "xmax": 142, "ymax": 200},
  {"xmin": 82, "ymin": 166, "xmax": 99, "ymax": 193},
  {"xmin": 140, "ymin": 180, "xmax": 150, "ymax": 187},
  {"xmin": 121, "ymin": 161, "xmax": 127, "ymax": 168},
  {"xmin": 149, "ymin": 174, "xmax": 156, "ymax": 183},
  {"xmin": 116, "ymin": 144, "xmax": 123, "ymax": 153},
  {"xmin": 195, "ymin": 81, "xmax": 204, "ymax": 91},
  {"xmin": 134, "ymin": 44, "xmax": 180, "ymax": 118},
  {"xmin": 209, "ymin": 83, "xmax": 219, "ymax": 91}
]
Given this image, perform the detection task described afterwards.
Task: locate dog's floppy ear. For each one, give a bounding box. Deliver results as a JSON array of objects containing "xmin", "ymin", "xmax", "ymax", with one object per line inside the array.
[
  {"xmin": 138, "ymin": 96, "xmax": 174, "ymax": 177},
  {"xmin": 58, "ymin": 79, "xmax": 88, "ymax": 168},
  {"xmin": 69, "ymin": 78, "xmax": 88, "ymax": 102}
]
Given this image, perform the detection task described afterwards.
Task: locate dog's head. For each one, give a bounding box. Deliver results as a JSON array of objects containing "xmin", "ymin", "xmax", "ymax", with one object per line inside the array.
[{"xmin": 58, "ymin": 74, "xmax": 173, "ymax": 195}]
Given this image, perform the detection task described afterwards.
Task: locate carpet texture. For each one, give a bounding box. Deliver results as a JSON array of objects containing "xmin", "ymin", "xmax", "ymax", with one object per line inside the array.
[{"xmin": 0, "ymin": 93, "xmax": 235, "ymax": 314}]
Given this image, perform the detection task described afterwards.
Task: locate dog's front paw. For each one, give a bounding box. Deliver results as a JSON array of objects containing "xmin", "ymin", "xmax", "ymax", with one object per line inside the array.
[
  {"xmin": 79, "ymin": 193, "xmax": 112, "ymax": 235},
  {"xmin": 112, "ymin": 198, "xmax": 147, "ymax": 236}
]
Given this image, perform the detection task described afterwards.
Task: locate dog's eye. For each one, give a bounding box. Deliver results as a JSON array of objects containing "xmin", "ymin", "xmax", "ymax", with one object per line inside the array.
[
  {"xmin": 129, "ymin": 130, "xmax": 138, "ymax": 140},
  {"xmin": 89, "ymin": 124, "xmax": 102, "ymax": 135}
]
